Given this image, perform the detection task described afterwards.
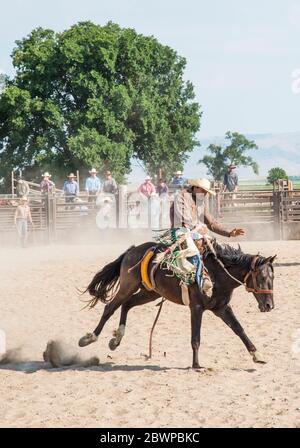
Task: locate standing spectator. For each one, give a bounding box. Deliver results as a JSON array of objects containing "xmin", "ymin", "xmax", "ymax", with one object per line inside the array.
[
  {"xmin": 40, "ymin": 172, "xmax": 55, "ymax": 195},
  {"xmin": 138, "ymin": 176, "xmax": 156, "ymax": 198},
  {"xmin": 223, "ymin": 165, "xmax": 238, "ymax": 192},
  {"xmin": 63, "ymin": 173, "xmax": 79, "ymax": 208},
  {"xmin": 157, "ymin": 179, "xmax": 169, "ymax": 197},
  {"xmin": 14, "ymin": 197, "xmax": 34, "ymax": 247},
  {"xmin": 16, "ymin": 175, "xmax": 30, "ymax": 198},
  {"xmin": 85, "ymin": 168, "xmax": 101, "ymax": 201},
  {"xmin": 223, "ymin": 165, "xmax": 238, "ymax": 206},
  {"xmin": 170, "ymin": 170, "xmax": 187, "ymax": 189},
  {"xmin": 102, "ymin": 170, "xmax": 118, "ymax": 194}
]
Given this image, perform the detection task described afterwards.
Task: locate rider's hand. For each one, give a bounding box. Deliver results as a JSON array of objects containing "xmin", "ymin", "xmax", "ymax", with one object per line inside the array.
[{"xmin": 230, "ymin": 228, "xmax": 245, "ymax": 237}]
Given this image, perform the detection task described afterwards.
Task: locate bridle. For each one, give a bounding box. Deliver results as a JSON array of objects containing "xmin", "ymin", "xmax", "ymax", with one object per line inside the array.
[{"xmin": 243, "ymin": 256, "xmax": 273, "ymax": 295}]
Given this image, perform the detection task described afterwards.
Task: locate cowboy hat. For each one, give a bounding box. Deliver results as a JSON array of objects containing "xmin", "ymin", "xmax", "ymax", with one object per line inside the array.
[
  {"xmin": 188, "ymin": 178, "xmax": 216, "ymax": 196},
  {"xmin": 42, "ymin": 172, "xmax": 51, "ymax": 178},
  {"xmin": 174, "ymin": 170, "xmax": 183, "ymax": 175},
  {"xmin": 145, "ymin": 176, "xmax": 152, "ymax": 181},
  {"xmin": 20, "ymin": 196, "xmax": 28, "ymax": 202},
  {"xmin": 67, "ymin": 173, "xmax": 76, "ymax": 178},
  {"xmin": 105, "ymin": 170, "xmax": 112, "ymax": 175},
  {"xmin": 89, "ymin": 168, "xmax": 98, "ymax": 174}
]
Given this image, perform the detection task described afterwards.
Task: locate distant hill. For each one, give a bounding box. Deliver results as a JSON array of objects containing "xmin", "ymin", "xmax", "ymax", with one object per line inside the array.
[{"xmin": 128, "ymin": 131, "xmax": 300, "ymax": 183}]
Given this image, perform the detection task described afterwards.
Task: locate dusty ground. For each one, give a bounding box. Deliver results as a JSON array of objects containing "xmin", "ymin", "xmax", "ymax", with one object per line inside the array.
[{"xmin": 0, "ymin": 239, "xmax": 300, "ymax": 428}]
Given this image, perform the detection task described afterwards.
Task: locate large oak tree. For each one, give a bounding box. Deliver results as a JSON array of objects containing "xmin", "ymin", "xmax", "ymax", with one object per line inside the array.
[{"xmin": 0, "ymin": 21, "xmax": 201, "ymax": 186}]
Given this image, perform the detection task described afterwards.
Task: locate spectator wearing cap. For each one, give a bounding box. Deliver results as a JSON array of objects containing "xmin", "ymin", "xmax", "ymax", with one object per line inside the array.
[
  {"xmin": 102, "ymin": 170, "xmax": 118, "ymax": 194},
  {"xmin": 85, "ymin": 168, "xmax": 101, "ymax": 202},
  {"xmin": 170, "ymin": 170, "xmax": 187, "ymax": 189},
  {"xmin": 63, "ymin": 173, "xmax": 79, "ymax": 207},
  {"xmin": 16, "ymin": 175, "xmax": 30, "ymax": 198},
  {"xmin": 14, "ymin": 196, "xmax": 34, "ymax": 247},
  {"xmin": 40, "ymin": 172, "xmax": 55, "ymax": 195},
  {"xmin": 138, "ymin": 176, "xmax": 156, "ymax": 199},
  {"xmin": 223, "ymin": 165, "xmax": 238, "ymax": 193}
]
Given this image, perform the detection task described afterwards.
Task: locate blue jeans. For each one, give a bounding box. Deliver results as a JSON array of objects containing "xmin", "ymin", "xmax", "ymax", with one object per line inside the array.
[
  {"xmin": 16, "ymin": 219, "xmax": 28, "ymax": 246},
  {"xmin": 187, "ymin": 254, "xmax": 203, "ymax": 287}
]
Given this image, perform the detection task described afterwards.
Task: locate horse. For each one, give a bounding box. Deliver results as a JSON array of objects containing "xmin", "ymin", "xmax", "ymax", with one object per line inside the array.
[{"xmin": 78, "ymin": 240, "xmax": 276, "ymax": 369}]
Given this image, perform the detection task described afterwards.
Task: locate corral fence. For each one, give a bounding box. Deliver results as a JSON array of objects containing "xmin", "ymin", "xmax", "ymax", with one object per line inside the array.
[{"xmin": 1, "ymin": 187, "xmax": 300, "ymax": 244}]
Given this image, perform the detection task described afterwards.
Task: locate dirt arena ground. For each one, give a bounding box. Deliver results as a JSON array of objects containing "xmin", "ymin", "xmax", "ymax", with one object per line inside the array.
[{"xmin": 0, "ymin": 239, "xmax": 300, "ymax": 428}]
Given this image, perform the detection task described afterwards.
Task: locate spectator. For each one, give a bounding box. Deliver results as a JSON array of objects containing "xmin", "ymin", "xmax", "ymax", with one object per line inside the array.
[
  {"xmin": 85, "ymin": 168, "xmax": 101, "ymax": 201},
  {"xmin": 223, "ymin": 165, "xmax": 238, "ymax": 193},
  {"xmin": 14, "ymin": 196, "xmax": 34, "ymax": 247},
  {"xmin": 63, "ymin": 173, "xmax": 79, "ymax": 208},
  {"xmin": 102, "ymin": 170, "xmax": 118, "ymax": 194},
  {"xmin": 157, "ymin": 179, "xmax": 169, "ymax": 197},
  {"xmin": 138, "ymin": 176, "xmax": 156, "ymax": 199},
  {"xmin": 40, "ymin": 172, "xmax": 55, "ymax": 195},
  {"xmin": 16, "ymin": 175, "xmax": 29, "ymax": 198},
  {"xmin": 170, "ymin": 170, "xmax": 187, "ymax": 189}
]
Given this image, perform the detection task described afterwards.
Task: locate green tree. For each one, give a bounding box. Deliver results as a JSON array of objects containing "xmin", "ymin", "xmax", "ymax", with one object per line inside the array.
[
  {"xmin": 267, "ymin": 167, "xmax": 288, "ymax": 184},
  {"xmin": 199, "ymin": 131, "xmax": 259, "ymax": 181},
  {"xmin": 0, "ymin": 22, "xmax": 201, "ymax": 187}
]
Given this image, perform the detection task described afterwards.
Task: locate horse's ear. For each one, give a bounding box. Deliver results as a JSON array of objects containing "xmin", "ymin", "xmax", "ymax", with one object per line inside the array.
[{"xmin": 266, "ymin": 255, "xmax": 277, "ymax": 264}]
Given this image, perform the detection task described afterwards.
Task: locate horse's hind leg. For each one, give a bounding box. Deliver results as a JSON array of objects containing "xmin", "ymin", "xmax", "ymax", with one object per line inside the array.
[
  {"xmin": 79, "ymin": 287, "xmax": 137, "ymax": 347},
  {"xmin": 109, "ymin": 289, "xmax": 160, "ymax": 350}
]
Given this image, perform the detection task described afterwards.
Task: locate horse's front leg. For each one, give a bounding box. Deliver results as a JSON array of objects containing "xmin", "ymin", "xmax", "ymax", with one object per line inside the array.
[
  {"xmin": 213, "ymin": 305, "xmax": 266, "ymax": 363},
  {"xmin": 189, "ymin": 301, "xmax": 203, "ymax": 369}
]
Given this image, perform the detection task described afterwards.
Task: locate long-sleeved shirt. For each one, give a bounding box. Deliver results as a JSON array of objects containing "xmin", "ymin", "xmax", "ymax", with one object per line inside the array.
[
  {"xmin": 138, "ymin": 182, "xmax": 156, "ymax": 198},
  {"xmin": 170, "ymin": 176, "xmax": 187, "ymax": 188},
  {"xmin": 40, "ymin": 179, "xmax": 55, "ymax": 194},
  {"xmin": 170, "ymin": 188, "xmax": 231, "ymax": 237},
  {"xmin": 85, "ymin": 176, "xmax": 101, "ymax": 193},
  {"xmin": 63, "ymin": 180, "xmax": 79, "ymax": 196},
  {"xmin": 223, "ymin": 172, "xmax": 238, "ymax": 192}
]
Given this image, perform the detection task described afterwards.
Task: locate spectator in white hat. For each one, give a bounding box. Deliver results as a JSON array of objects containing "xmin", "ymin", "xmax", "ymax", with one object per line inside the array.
[
  {"xmin": 138, "ymin": 176, "xmax": 156, "ymax": 199},
  {"xmin": 40, "ymin": 172, "xmax": 55, "ymax": 195},
  {"xmin": 63, "ymin": 173, "xmax": 79, "ymax": 208},
  {"xmin": 85, "ymin": 168, "xmax": 101, "ymax": 201},
  {"xmin": 170, "ymin": 170, "xmax": 187, "ymax": 190}
]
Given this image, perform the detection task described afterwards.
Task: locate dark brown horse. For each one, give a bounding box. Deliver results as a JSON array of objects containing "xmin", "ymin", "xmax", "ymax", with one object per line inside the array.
[{"xmin": 79, "ymin": 241, "xmax": 276, "ymax": 368}]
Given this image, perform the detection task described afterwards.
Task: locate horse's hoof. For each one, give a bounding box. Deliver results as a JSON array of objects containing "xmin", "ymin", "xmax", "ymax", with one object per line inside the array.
[
  {"xmin": 109, "ymin": 338, "xmax": 119, "ymax": 351},
  {"xmin": 251, "ymin": 351, "xmax": 266, "ymax": 364},
  {"xmin": 78, "ymin": 333, "xmax": 98, "ymax": 347}
]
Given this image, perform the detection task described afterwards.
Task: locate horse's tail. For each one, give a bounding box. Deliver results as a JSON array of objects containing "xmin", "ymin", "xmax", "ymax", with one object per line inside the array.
[{"xmin": 84, "ymin": 246, "xmax": 135, "ymax": 308}]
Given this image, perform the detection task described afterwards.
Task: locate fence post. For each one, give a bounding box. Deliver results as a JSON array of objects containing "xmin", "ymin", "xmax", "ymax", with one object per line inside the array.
[{"xmin": 273, "ymin": 191, "xmax": 282, "ymax": 240}]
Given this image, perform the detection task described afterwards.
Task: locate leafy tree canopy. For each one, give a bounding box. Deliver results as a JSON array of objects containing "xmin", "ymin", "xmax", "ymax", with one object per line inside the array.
[
  {"xmin": 267, "ymin": 167, "xmax": 288, "ymax": 184},
  {"xmin": 199, "ymin": 131, "xmax": 259, "ymax": 181},
  {"xmin": 0, "ymin": 21, "xmax": 201, "ymax": 186}
]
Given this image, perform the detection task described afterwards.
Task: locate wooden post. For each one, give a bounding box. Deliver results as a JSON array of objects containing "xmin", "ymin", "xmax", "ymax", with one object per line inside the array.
[
  {"xmin": 76, "ymin": 170, "xmax": 80, "ymax": 193},
  {"xmin": 11, "ymin": 171, "xmax": 14, "ymax": 197}
]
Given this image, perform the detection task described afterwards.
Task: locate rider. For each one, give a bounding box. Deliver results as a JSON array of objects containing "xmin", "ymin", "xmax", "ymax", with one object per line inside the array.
[{"xmin": 170, "ymin": 178, "xmax": 245, "ymax": 294}]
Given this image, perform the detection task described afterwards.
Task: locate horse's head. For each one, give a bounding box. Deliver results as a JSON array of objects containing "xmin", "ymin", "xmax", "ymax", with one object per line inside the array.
[{"xmin": 245, "ymin": 255, "xmax": 276, "ymax": 312}]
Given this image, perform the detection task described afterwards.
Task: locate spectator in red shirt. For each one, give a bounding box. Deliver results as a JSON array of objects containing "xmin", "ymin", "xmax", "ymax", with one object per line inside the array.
[{"xmin": 138, "ymin": 176, "xmax": 156, "ymax": 198}]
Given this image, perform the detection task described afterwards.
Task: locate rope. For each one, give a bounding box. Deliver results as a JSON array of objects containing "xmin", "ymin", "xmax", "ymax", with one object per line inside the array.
[{"xmin": 148, "ymin": 299, "xmax": 165, "ymax": 359}]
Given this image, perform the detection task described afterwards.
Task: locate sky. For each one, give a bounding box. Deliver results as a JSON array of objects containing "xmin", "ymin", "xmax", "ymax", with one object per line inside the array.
[
  {"xmin": 0, "ymin": 0, "xmax": 300, "ymax": 180},
  {"xmin": 1, "ymin": 0, "xmax": 300, "ymax": 138}
]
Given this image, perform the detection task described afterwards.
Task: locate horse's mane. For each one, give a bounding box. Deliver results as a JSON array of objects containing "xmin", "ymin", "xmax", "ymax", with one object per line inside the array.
[{"xmin": 208, "ymin": 239, "xmax": 268, "ymax": 269}]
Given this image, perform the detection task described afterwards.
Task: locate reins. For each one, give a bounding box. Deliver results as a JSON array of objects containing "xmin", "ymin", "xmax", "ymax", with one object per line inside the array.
[{"xmin": 204, "ymin": 238, "xmax": 273, "ymax": 295}]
